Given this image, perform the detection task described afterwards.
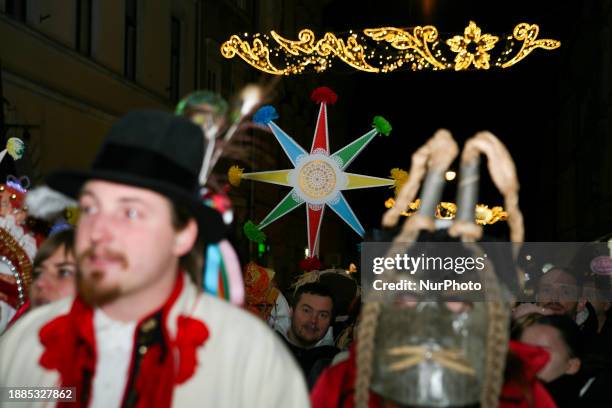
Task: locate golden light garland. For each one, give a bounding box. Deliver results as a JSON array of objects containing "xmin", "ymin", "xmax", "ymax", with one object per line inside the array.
[
  {"xmin": 384, "ymin": 198, "xmax": 508, "ymax": 225},
  {"xmin": 446, "ymin": 21, "xmax": 499, "ymax": 70},
  {"xmin": 221, "ymin": 21, "xmax": 560, "ymax": 75}
]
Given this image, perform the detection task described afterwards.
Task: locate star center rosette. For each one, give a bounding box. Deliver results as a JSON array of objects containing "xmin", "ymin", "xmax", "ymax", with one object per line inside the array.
[{"xmin": 290, "ymin": 153, "xmax": 347, "ymax": 204}]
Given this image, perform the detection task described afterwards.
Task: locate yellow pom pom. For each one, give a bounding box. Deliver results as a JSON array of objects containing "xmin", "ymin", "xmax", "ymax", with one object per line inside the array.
[
  {"xmin": 390, "ymin": 168, "xmax": 409, "ymax": 196},
  {"xmin": 228, "ymin": 165, "xmax": 244, "ymax": 187},
  {"xmin": 6, "ymin": 137, "xmax": 25, "ymax": 160},
  {"xmin": 65, "ymin": 206, "xmax": 80, "ymax": 225}
]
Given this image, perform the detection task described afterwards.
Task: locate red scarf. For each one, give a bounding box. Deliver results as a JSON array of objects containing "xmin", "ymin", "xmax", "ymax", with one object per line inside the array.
[{"xmin": 39, "ymin": 273, "xmax": 210, "ymax": 408}]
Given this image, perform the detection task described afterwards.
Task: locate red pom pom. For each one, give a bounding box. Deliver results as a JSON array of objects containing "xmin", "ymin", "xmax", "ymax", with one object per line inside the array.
[
  {"xmin": 175, "ymin": 316, "xmax": 210, "ymax": 384},
  {"xmin": 299, "ymin": 256, "xmax": 323, "ymax": 272},
  {"xmin": 310, "ymin": 87, "xmax": 338, "ymax": 105}
]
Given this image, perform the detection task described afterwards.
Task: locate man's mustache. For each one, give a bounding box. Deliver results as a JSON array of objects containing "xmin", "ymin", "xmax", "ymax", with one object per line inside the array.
[{"xmin": 77, "ymin": 246, "xmax": 129, "ymax": 269}]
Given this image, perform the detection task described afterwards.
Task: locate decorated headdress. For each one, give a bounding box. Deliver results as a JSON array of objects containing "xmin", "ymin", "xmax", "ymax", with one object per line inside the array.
[
  {"xmin": 176, "ymin": 86, "xmax": 263, "ymax": 185},
  {"xmin": 0, "ymin": 149, "xmax": 35, "ymax": 330},
  {"xmin": 243, "ymin": 261, "xmax": 278, "ymax": 320},
  {"xmin": 24, "ymin": 185, "xmax": 78, "ymax": 242},
  {"xmin": 25, "ymin": 185, "xmax": 78, "ymax": 221},
  {"xmin": 0, "ymin": 215, "xmax": 36, "ymax": 309},
  {"xmin": 176, "ymin": 85, "xmax": 268, "ymax": 306},
  {"xmin": 0, "ymin": 138, "xmax": 27, "ymax": 216},
  {"xmin": 0, "ymin": 175, "xmax": 29, "ymax": 215},
  {"xmin": 354, "ymin": 129, "xmax": 523, "ymax": 407},
  {"xmin": 230, "ymin": 86, "xmax": 395, "ymax": 259}
]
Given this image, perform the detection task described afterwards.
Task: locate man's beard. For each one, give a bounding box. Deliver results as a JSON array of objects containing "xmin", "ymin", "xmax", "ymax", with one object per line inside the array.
[
  {"xmin": 292, "ymin": 323, "xmax": 320, "ymax": 348},
  {"xmin": 76, "ymin": 246, "xmax": 128, "ymax": 306}
]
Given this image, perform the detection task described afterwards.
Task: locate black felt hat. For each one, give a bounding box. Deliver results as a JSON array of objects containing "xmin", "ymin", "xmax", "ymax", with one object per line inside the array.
[{"xmin": 47, "ymin": 110, "xmax": 225, "ymax": 243}]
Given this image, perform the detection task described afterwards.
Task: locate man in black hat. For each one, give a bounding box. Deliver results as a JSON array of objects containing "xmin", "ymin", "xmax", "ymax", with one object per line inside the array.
[{"xmin": 0, "ymin": 111, "xmax": 309, "ymax": 407}]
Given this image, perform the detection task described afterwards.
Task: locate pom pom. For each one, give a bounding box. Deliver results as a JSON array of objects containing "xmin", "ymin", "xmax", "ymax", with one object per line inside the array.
[
  {"xmin": 310, "ymin": 87, "xmax": 338, "ymax": 105},
  {"xmin": 6, "ymin": 137, "xmax": 25, "ymax": 160},
  {"xmin": 390, "ymin": 168, "xmax": 409, "ymax": 196},
  {"xmin": 253, "ymin": 105, "xmax": 278, "ymax": 125},
  {"xmin": 175, "ymin": 90, "xmax": 228, "ymax": 116},
  {"xmin": 372, "ymin": 116, "xmax": 392, "ymax": 136},
  {"xmin": 65, "ymin": 207, "xmax": 80, "ymax": 225},
  {"xmin": 299, "ymin": 256, "xmax": 323, "ymax": 272},
  {"xmin": 228, "ymin": 165, "xmax": 244, "ymax": 187},
  {"xmin": 243, "ymin": 220, "xmax": 266, "ymax": 243}
]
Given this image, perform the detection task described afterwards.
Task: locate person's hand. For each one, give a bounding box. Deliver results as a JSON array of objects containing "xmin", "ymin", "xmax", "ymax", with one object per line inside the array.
[{"xmin": 511, "ymin": 303, "xmax": 554, "ymax": 320}]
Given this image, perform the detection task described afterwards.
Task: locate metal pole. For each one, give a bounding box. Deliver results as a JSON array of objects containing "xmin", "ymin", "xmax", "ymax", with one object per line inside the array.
[{"xmin": 0, "ymin": 59, "xmax": 6, "ymax": 146}]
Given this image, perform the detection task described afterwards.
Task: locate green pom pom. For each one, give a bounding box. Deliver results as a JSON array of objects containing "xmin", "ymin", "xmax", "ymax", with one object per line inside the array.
[
  {"xmin": 6, "ymin": 137, "xmax": 25, "ymax": 160},
  {"xmin": 175, "ymin": 90, "xmax": 228, "ymax": 115},
  {"xmin": 373, "ymin": 116, "xmax": 392, "ymax": 136},
  {"xmin": 243, "ymin": 220, "xmax": 266, "ymax": 243}
]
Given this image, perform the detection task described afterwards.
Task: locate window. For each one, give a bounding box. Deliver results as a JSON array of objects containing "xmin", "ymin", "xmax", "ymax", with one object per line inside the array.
[
  {"xmin": 76, "ymin": 0, "xmax": 92, "ymax": 56},
  {"xmin": 170, "ymin": 17, "xmax": 181, "ymax": 102},
  {"xmin": 124, "ymin": 0, "xmax": 137, "ymax": 80},
  {"xmin": 5, "ymin": 0, "xmax": 27, "ymax": 22}
]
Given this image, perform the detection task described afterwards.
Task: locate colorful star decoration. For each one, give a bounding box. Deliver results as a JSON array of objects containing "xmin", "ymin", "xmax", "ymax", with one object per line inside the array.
[{"xmin": 230, "ymin": 87, "xmax": 395, "ymax": 257}]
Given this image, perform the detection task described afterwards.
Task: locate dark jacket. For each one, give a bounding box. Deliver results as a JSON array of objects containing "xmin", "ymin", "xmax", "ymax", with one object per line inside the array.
[{"xmin": 278, "ymin": 331, "xmax": 339, "ymax": 389}]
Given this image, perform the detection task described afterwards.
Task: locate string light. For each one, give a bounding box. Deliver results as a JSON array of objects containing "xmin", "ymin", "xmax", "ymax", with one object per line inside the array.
[
  {"xmin": 384, "ymin": 198, "xmax": 508, "ymax": 225},
  {"xmin": 221, "ymin": 22, "xmax": 560, "ymax": 75}
]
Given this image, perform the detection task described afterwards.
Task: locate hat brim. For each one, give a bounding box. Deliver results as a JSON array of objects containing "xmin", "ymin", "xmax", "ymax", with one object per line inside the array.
[{"xmin": 47, "ymin": 169, "xmax": 226, "ymax": 244}]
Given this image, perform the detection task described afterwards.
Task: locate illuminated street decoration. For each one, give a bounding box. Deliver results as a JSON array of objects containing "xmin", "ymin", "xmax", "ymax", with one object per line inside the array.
[
  {"xmin": 221, "ymin": 22, "xmax": 560, "ymax": 75},
  {"xmin": 384, "ymin": 197, "xmax": 508, "ymax": 225}
]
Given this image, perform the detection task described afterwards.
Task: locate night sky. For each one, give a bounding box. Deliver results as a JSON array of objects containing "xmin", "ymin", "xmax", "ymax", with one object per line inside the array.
[{"xmin": 279, "ymin": 0, "xmax": 582, "ymax": 254}]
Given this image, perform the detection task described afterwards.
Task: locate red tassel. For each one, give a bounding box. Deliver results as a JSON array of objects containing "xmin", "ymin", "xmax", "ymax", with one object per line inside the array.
[
  {"xmin": 299, "ymin": 256, "xmax": 323, "ymax": 272},
  {"xmin": 39, "ymin": 300, "xmax": 96, "ymax": 408},
  {"xmin": 310, "ymin": 87, "xmax": 338, "ymax": 105},
  {"xmin": 174, "ymin": 316, "xmax": 210, "ymax": 384}
]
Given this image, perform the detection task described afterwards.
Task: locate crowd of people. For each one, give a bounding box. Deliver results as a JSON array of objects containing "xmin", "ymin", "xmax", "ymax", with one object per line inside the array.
[{"xmin": 0, "ymin": 88, "xmax": 611, "ymax": 408}]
